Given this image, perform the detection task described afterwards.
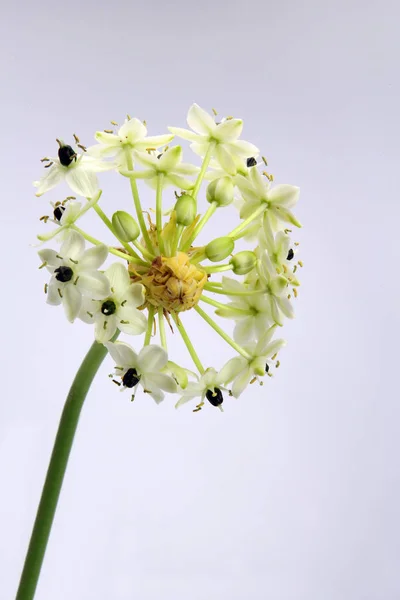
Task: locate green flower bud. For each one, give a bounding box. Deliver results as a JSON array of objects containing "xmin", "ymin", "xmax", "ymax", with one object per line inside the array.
[
  {"xmin": 206, "ymin": 176, "xmax": 234, "ymax": 207},
  {"xmin": 205, "ymin": 237, "xmax": 235, "ymax": 262},
  {"xmin": 112, "ymin": 211, "xmax": 140, "ymax": 242},
  {"xmin": 230, "ymin": 251, "xmax": 257, "ymax": 275},
  {"xmin": 174, "ymin": 194, "xmax": 196, "ymax": 226}
]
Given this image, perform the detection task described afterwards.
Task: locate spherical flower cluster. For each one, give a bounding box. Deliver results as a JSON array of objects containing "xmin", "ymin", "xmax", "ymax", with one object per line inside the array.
[{"xmin": 35, "ymin": 104, "xmax": 302, "ymax": 411}]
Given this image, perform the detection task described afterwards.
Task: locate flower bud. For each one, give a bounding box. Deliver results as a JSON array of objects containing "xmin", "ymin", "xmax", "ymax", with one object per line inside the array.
[
  {"xmin": 174, "ymin": 194, "xmax": 196, "ymax": 226},
  {"xmin": 206, "ymin": 176, "xmax": 234, "ymax": 207},
  {"xmin": 112, "ymin": 211, "xmax": 140, "ymax": 242},
  {"xmin": 205, "ymin": 237, "xmax": 234, "ymax": 262},
  {"xmin": 230, "ymin": 251, "xmax": 257, "ymax": 275}
]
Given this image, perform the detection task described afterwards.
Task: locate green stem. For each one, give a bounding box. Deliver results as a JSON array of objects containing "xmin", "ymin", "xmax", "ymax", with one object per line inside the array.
[
  {"xmin": 192, "ymin": 142, "xmax": 215, "ymax": 200},
  {"xmin": 204, "ymin": 283, "xmax": 266, "ymax": 296},
  {"xmin": 156, "ymin": 174, "xmax": 165, "ymax": 254},
  {"xmin": 132, "ymin": 240, "xmax": 155, "ymax": 262},
  {"xmin": 15, "ymin": 335, "xmax": 118, "ymax": 600},
  {"xmin": 199, "ymin": 295, "xmax": 253, "ymax": 315},
  {"xmin": 72, "ymin": 226, "xmax": 148, "ymax": 266},
  {"xmin": 171, "ymin": 312, "xmax": 205, "ymax": 374},
  {"xmin": 124, "ymin": 149, "xmax": 155, "ymax": 254},
  {"xmin": 227, "ymin": 203, "xmax": 267, "ymax": 240},
  {"xmin": 181, "ymin": 202, "xmax": 218, "ymax": 251},
  {"xmin": 158, "ymin": 307, "xmax": 167, "ymax": 350},
  {"xmin": 194, "ymin": 305, "xmax": 251, "ymax": 359},
  {"xmin": 171, "ymin": 224, "xmax": 184, "ymax": 257},
  {"xmin": 144, "ymin": 306, "xmax": 155, "ymax": 345},
  {"xmin": 201, "ymin": 263, "xmax": 233, "ymax": 274}
]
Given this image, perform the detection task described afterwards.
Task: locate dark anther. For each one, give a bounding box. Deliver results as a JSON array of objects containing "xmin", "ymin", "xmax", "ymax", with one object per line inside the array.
[
  {"xmin": 157, "ymin": 153, "xmax": 163, "ymax": 159},
  {"xmin": 58, "ymin": 144, "xmax": 77, "ymax": 167},
  {"xmin": 246, "ymin": 157, "xmax": 257, "ymax": 167},
  {"xmin": 101, "ymin": 299, "xmax": 117, "ymax": 315},
  {"xmin": 206, "ymin": 387, "xmax": 224, "ymax": 407},
  {"xmin": 265, "ymin": 363, "xmax": 270, "ymax": 373},
  {"xmin": 122, "ymin": 368, "xmax": 140, "ymax": 388},
  {"xmin": 53, "ymin": 205, "xmax": 66, "ymax": 221},
  {"xmin": 54, "ymin": 266, "xmax": 74, "ymax": 282},
  {"xmin": 287, "ymin": 248, "xmax": 294, "ymax": 261}
]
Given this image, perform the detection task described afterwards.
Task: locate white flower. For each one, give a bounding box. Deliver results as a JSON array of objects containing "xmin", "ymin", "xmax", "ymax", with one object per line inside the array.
[
  {"xmin": 258, "ymin": 214, "xmax": 300, "ymax": 285},
  {"xmin": 34, "ymin": 142, "xmax": 113, "ymax": 198},
  {"xmin": 106, "ymin": 341, "xmax": 177, "ymax": 403},
  {"xmin": 237, "ymin": 168, "xmax": 301, "ymax": 229},
  {"xmin": 79, "ymin": 263, "xmax": 147, "ymax": 342},
  {"xmin": 38, "ymin": 231, "xmax": 110, "ymax": 322},
  {"xmin": 169, "ymin": 103, "xmax": 259, "ymax": 176},
  {"xmin": 175, "ymin": 365, "xmax": 235, "ymax": 410},
  {"xmin": 214, "ymin": 276, "xmax": 273, "ymax": 344},
  {"xmin": 222, "ymin": 325, "xmax": 286, "ymax": 397},
  {"xmin": 253, "ymin": 252, "xmax": 294, "ymax": 325},
  {"xmin": 87, "ymin": 118, "xmax": 174, "ymax": 165},
  {"xmin": 131, "ymin": 146, "xmax": 199, "ymax": 190}
]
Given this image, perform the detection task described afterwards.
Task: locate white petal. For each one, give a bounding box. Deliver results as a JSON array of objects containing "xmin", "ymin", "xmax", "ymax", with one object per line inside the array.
[
  {"xmin": 159, "ymin": 146, "xmax": 181, "ymax": 170},
  {"xmin": 135, "ymin": 133, "xmax": 175, "ymax": 150},
  {"xmin": 38, "ymin": 249, "xmax": 62, "ymax": 270},
  {"xmin": 277, "ymin": 296, "xmax": 294, "ymax": 319},
  {"xmin": 94, "ymin": 131, "xmax": 121, "ymax": 147},
  {"xmin": 187, "ymin": 104, "xmax": 215, "ymax": 135},
  {"xmin": 118, "ymin": 118, "xmax": 147, "ymax": 142},
  {"xmin": 78, "ymin": 298, "xmax": 99, "ymax": 323},
  {"xmin": 65, "ymin": 166, "xmax": 99, "ymax": 198},
  {"xmin": 141, "ymin": 376, "xmax": 165, "ymax": 404},
  {"xmin": 118, "ymin": 308, "xmax": 147, "ymax": 335},
  {"xmin": 106, "ymin": 263, "xmax": 130, "ymax": 296},
  {"xmin": 219, "ymin": 357, "xmax": 247, "ymax": 384},
  {"xmin": 76, "ymin": 272, "xmax": 111, "ymax": 300},
  {"xmin": 138, "ymin": 345, "xmax": 168, "ymax": 373},
  {"xmin": 95, "ymin": 314, "xmax": 117, "ymax": 343},
  {"xmin": 232, "ymin": 367, "xmax": 251, "ymax": 398},
  {"xmin": 254, "ymin": 324, "xmax": 277, "ymax": 354},
  {"xmin": 46, "ymin": 280, "xmax": 62, "ymax": 305},
  {"xmin": 215, "ymin": 119, "xmax": 243, "ymax": 142},
  {"xmin": 60, "ymin": 230, "xmax": 85, "ymax": 261},
  {"xmin": 271, "ymin": 206, "xmax": 302, "ymax": 228},
  {"xmin": 150, "ymin": 373, "xmax": 178, "ymax": 394},
  {"xmin": 168, "ymin": 127, "xmax": 203, "ymax": 143},
  {"xmin": 105, "ymin": 341, "xmax": 138, "ymax": 368},
  {"xmin": 227, "ymin": 139, "xmax": 259, "ymax": 156},
  {"xmin": 234, "ymin": 319, "xmax": 256, "ymax": 345},
  {"xmin": 263, "ymin": 338, "xmax": 286, "ymax": 358},
  {"xmin": 166, "ymin": 174, "xmax": 195, "ymax": 190},
  {"xmin": 190, "ymin": 141, "xmax": 210, "ymax": 157},
  {"xmin": 268, "ymin": 185, "xmax": 300, "ymax": 209},
  {"xmin": 215, "ymin": 145, "xmax": 236, "ymax": 175},
  {"xmin": 120, "ymin": 282, "xmax": 145, "ymax": 307},
  {"xmin": 62, "ymin": 284, "xmax": 82, "ymax": 322},
  {"xmin": 34, "ymin": 164, "xmax": 64, "ymax": 196},
  {"xmin": 79, "ymin": 244, "xmax": 108, "ymax": 270}
]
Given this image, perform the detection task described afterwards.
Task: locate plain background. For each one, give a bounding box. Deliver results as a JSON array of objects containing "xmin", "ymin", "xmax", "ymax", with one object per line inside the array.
[{"xmin": 1, "ymin": 0, "xmax": 400, "ymax": 598}]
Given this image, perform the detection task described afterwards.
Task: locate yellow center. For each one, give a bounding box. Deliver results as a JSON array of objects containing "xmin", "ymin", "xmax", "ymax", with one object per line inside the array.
[{"xmin": 135, "ymin": 252, "xmax": 207, "ymax": 313}]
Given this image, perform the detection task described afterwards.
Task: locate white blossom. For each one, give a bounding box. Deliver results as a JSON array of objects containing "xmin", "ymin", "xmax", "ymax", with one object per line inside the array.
[
  {"xmin": 106, "ymin": 341, "xmax": 177, "ymax": 403},
  {"xmin": 175, "ymin": 366, "xmax": 235, "ymax": 410},
  {"xmin": 132, "ymin": 146, "xmax": 199, "ymax": 190},
  {"xmin": 79, "ymin": 263, "xmax": 147, "ymax": 342},
  {"xmin": 169, "ymin": 103, "xmax": 259, "ymax": 176},
  {"xmin": 38, "ymin": 231, "xmax": 110, "ymax": 322}
]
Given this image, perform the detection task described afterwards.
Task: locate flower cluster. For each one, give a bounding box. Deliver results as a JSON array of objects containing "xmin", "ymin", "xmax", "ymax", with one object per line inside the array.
[{"xmin": 35, "ymin": 104, "xmax": 302, "ymax": 411}]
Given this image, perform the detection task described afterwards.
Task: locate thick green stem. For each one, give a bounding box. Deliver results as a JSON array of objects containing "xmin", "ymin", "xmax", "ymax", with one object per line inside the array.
[{"xmin": 15, "ymin": 335, "xmax": 118, "ymax": 600}]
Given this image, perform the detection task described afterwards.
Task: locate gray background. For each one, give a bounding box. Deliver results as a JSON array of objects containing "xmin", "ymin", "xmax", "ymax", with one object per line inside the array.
[{"xmin": 1, "ymin": 0, "xmax": 399, "ymax": 598}]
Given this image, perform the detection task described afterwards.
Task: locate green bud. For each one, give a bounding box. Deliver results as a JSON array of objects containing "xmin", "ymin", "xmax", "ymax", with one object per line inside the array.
[
  {"xmin": 230, "ymin": 251, "xmax": 257, "ymax": 275},
  {"xmin": 205, "ymin": 237, "xmax": 235, "ymax": 262},
  {"xmin": 174, "ymin": 194, "xmax": 196, "ymax": 226},
  {"xmin": 112, "ymin": 211, "xmax": 140, "ymax": 242},
  {"xmin": 206, "ymin": 176, "xmax": 234, "ymax": 207}
]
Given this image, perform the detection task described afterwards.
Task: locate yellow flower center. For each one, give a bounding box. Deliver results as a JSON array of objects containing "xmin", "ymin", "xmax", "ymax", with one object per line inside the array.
[{"xmin": 136, "ymin": 252, "xmax": 207, "ymax": 313}]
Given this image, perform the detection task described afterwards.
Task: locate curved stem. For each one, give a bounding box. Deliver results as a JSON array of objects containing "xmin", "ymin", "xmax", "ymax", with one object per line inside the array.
[
  {"xmin": 144, "ymin": 306, "xmax": 155, "ymax": 345},
  {"xmin": 194, "ymin": 305, "xmax": 251, "ymax": 359},
  {"xmin": 181, "ymin": 202, "xmax": 217, "ymax": 252},
  {"xmin": 199, "ymin": 295, "xmax": 253, "ymax": 315},
  {"xmin": 158, "ymin": 307, "xmax": 167, "ymax": 350},
  {"xmin": 15, "ymin": 335, "xmax": 118, "ymax": 600},
  {"xmin": 227, "ymin": 203, "xmax": 267, "ymax": 240},
  {"xmin": 171, "ymin": 312, "xmax": 204, "ymax": 374},
  {"xmin": 191, "ymin": 142, "xmax": 215, "ymax": 200},
  {"xmin": 72, "ymin": 226, "xmax": 149, "ymax": 266}
]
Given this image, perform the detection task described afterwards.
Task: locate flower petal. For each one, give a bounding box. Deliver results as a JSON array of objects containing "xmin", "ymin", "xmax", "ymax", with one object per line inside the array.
[
  {"xmin": 232, "ymin": 367, "xmax": 251, "ymax": 398},
  {"xmin": 65, "ymin": 166, "xmax": 99, "ymax": 198},
  {"xmin": 121, "ymin": 282, "xmax": 145, "ymax": 307},
  {"xmin": 135, "ymin": 133, "xmax": 175, "ymax": 150},
  {"xmin": 76, "ymin": 272, "xmax": 111, "ymax": 300},
  {"xmin": 95, "ymin": 314, "xmax": 118, "ymax": 343},
  {"xmin": 219, "ymin": 357, "xmax": 247, "ymax": 384},
  {"xmin": 34, "ymin": 164, "xmax": 64, "ymax": 196},
  {"xmin": 227, "ymin": 139, "xmax": 259, "ymax": 156},
  {"xmin": 168, "ymin": 127, "xmax": 204, "ymax": 143},
  {"xmin": 105, "ymin": 341, "xmax": 138, "ymax": 368},
  {"xmin": 38, "ymin": 249, "xmax": 62, "ymax": 270},
  {"xmin": 105, "ymin": 263, "xmax": 130, "ymax": 296},
  {"xmin": 159, "ymin": 146, "xmax": 182, "ymax": 170},
  {"xmin": 268, "ymin": 185, "xmax": 300, "ymax": 209},
  {"xmin": 46, "ymin": 280, "xmax": 62, "ymax": 306},
  {"xmin": 150, "ymin": 373, "xmax": 178, "ymax": 394},
  {"xmin": 118, "ymin": 308, "xmax": 147, "ymax": 335},
  {"xmin": 215, "ymin": 145, "xmax": 236, "ymax": 175},
  {"xmin": 79, "ymin": 244, "xmax": 108, "ymax": 270},
  {"xmin": 60, "ymin": 231, "xmax": 85, "ymax": 261},
  {"xmin": 62, "ymin": 284, "xmax": 82, "ymax": 322},
  {"xmin": 138, "ymin": 345, "xmax": 168, "ymax": 373},
  {"xmin": 215, "ymin": 119, "xmax": 243, "ymax": 142},
  {"xmin": 187, "ymin": 104, "xmax": 215, "ymax": 135}
]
